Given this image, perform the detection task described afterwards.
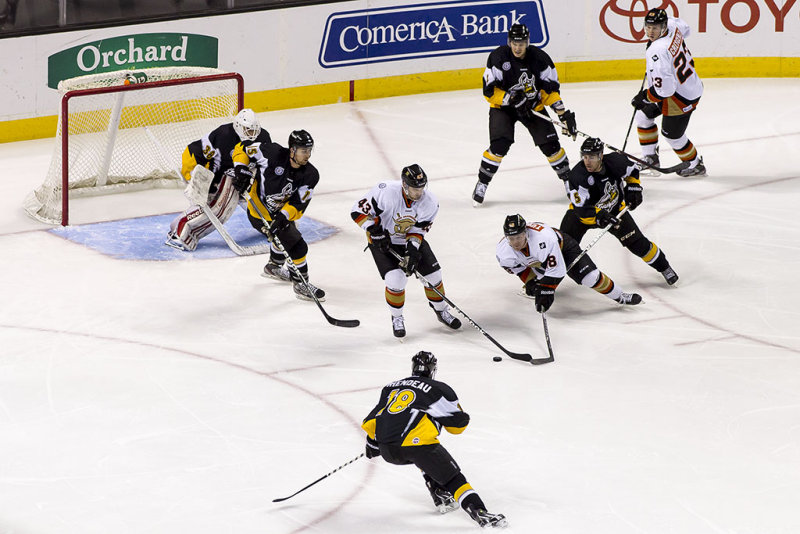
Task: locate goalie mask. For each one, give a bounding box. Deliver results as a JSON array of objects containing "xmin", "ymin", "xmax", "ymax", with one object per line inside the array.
[
  {"xmin": 411, "ymin": 351, "xmax": 437, "ymax": 379},
  {"xmin": 233, "ymin": 108, "xmax": 261, "ymax": 142}
]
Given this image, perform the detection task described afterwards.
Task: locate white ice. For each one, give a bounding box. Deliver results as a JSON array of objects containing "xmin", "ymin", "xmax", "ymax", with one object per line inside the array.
[{"xmin": 1, "ymin": 79, "xmax": 799, "ymax": 534}]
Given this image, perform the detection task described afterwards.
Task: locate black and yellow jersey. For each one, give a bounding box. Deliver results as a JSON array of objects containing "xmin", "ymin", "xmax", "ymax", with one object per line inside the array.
[
  {"xmin": 182, "ymin": 123, "xmax": 271, "ymax": 181},
  {"xmin": 233, "ymin": 141, "xmax": 319, "ymax": 223},
  {"xmin": 482, "ymin": 44, "xmax": 563, "ymax": 111},
  {"xmin": 566, "ymin": 152, "xmax": 640, "ymax": 225},
  {"xmin": 362, "ymin": 375, "xmax": 470, "ymax": 447}
]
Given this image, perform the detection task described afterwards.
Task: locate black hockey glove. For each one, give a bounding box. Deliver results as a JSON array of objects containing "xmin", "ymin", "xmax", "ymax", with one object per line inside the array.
[
  {"xmin": 508, "ymin": 89, "xmax": 527, "ymax": 111},
  {"xmin": 402, "ymin": 242, "xmax": 421, "ymax": 276},
  {"xmin": 559, "ymin": 110, "xmax": 577, "ymax": 140},
  {"xmin": 625, "ymin": 182, "xmax": 643, "ymax": 210},
  {"xmin": 365, "ymin": 437, "xmax": 380, "ymax": 459},
  {"xmin": 231, "ymin": 165, "xmax": 254, "ymax": 194},
  {"xmin": 367, "ymin": 224, "xmax": 391, "ymax": 252},
  {"xmin": 595, "ymin": 208, "xmax": 619, "ymax": 228},
  {"xmin": 524, "ymin": 279, "xmax": 538, "ymax": 297},
  {"xmin": 270, "ymin": 210, "xmax": 290, "ymax": 234},
  {"xmin": 534, "ymin": 284, "xmax": 556, "ymax": 313},
  {"xmin": 631, "ymin": 89, "xmax": 649, "ymax": 110}
]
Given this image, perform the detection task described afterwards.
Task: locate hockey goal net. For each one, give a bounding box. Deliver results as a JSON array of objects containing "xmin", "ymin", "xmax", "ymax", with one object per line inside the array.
[{"xmin": 24, "ymin": 67, "xmax": 244, "ymax": 225}]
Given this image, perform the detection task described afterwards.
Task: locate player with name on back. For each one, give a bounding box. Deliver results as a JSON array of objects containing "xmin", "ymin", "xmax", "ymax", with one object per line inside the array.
[
  {"xmin": 362, "ymin": 351, "xmax": 508, "ymax": 529},
  {"xmin": 497, "ymin": 214, "xmax": 643, "ymax": 311},
  {"xmin": 560, "ymin": 137, "xmax": 679, "ymax": 285},
  {"xmin": 352, "ymin": 165, "xmax": 461, "ymax": 338},
  {"xmin": 165, "ymin": 108, "xmax": 270, "ymax": 251},
  {"xmin": 473, "ymin": 23, "xmax": 578, "ymax": 206},
  {"xmin": 630, "ymin": 8, "xmax": 706, "ymax": 177},
  {"xmin": 234, "ymin": 129, "xmax": 326, "ymax": 301}
]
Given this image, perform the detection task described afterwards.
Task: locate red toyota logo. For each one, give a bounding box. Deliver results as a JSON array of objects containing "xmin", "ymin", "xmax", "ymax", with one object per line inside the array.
[{"xmin": 600, "ymin": 0, "xmax": 680, "ymax": 43}]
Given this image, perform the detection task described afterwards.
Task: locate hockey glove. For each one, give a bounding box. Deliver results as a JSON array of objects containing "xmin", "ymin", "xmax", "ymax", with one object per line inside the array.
[
  {"xmin": 508, "ymin": 89, "xmax": 527, "ymax": 111},
  {"xmin": 365, "ymin": 437, "xmax": 380, "ymax": 459},
  {"xmin": 631, "ymin": 89, "xmax": 650, "ymax": 110},
  {"xmin": 524, "ymin": 280, "xmax": 538, "ymax": 297},
  {"xmin": 625, "ymin": 182, "xmax": 643, "ymax": 210},
  {"xmin": 595, "ymin": 208, "xmax": 619, "ymax": 228},
  {"xmin": 231, "ymin": 165, "xmax": 254, "ymax": 194},
  {"xmin": 559, "ymin": 110, "xmax": 577, "ymax": 140},
  {"xmin": 367, "ymin": 224, "xmax": 391, "ymax": 252},
  {"xmin": 402, "ymin": 242, "xmax": 422, "ymax": 276},
  {"xmin": 270, "ymin": 210, "xmax": 290, "ymax": 234},
  {"xmin": 534, "ymin": 284, "xmax": 556, "ymax": 313}
]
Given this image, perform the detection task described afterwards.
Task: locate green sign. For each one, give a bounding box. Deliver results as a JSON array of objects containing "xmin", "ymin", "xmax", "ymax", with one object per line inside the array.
[{"xmin": 47, "ymin": 33, "xmax": 218, "ymax": 89}]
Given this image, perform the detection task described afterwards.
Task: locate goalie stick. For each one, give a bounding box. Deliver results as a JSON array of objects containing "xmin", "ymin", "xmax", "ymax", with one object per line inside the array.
[
  {"xmin": 387, "ymin": 249, "xmax": 552, "ymax": 365},
  {"xmin": 244, "ymin": 191, "xmax": 360, "ymax": 328},
  {"xmin": 530, "ymin": 110, "xmax": 690, "ymax": 174},
  {"xmin": 273, "ymin": 452, "xmax": 364, "ymax": 503}
]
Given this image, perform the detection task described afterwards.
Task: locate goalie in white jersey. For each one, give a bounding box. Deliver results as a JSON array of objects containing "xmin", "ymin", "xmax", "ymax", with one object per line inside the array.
[
  {"xmin": 630, "ymin": 8, "xmax": 706, "ymax": 177},
  {"xmin": 352, "ymin": 165, "xmax": 462, "ymax": 338},
  {"xmin": 496, "ymin": 214, "xmax": 642, "ymax": 313}
]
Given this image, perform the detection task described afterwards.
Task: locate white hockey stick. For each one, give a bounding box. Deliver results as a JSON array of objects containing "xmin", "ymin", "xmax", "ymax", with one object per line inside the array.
[{"xmin": 143, "ymin": 126, "xmax": 269, "ymax": 256}]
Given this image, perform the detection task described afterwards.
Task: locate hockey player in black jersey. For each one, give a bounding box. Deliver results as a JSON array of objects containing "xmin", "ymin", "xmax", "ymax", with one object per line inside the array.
[
  {"xmin": 362, "ymin": 351, "xmax": 507, "ymax": 528},
  {"xmin": 166, "ymin": 108, "xmax": 270, "ymax": 251},
  {"xmin": 233, "ymin": 130, "xmax": 326, "ymax": 301},
  {"xmin": 559, "ymin": 137, "xmax": 679, "ymax": 285},
  {"xmin": 473, "ymin": 23, "xmax": 578, "ymax": 206}
]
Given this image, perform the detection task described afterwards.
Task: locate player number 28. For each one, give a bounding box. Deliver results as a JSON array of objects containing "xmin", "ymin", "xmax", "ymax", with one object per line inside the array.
[{"xmin": 385, "ymin": 388, "xmax": 416, "ymax": 413}]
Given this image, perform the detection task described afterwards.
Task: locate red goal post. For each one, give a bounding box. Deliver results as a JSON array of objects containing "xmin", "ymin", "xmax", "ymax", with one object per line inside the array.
[{"xmin": 24, "ymin": 67, "xmax": 244, "ymax": 226}]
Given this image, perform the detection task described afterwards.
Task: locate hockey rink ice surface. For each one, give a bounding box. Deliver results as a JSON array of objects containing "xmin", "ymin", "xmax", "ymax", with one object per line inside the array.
[{"xmin": 1, "ymin": 79, "xmax": 799, "ymax": 533}]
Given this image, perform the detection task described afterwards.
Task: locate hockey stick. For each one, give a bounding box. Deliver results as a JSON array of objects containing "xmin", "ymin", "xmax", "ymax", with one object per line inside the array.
[
  {"xmin": 143, "ymin": 126, "xmax": 269, "ymax": 256},
  {"xmin": 622, "ymin": 74, "xmax": 647, "ymax": 152},
  {"xmin": 566, "ymin": 205, "xmax": 630, "ymax": 272},
  {"xmin": 540, "ymin": 312, "xmax": 555, "ymax": 363},
  {"xmin": 272, "ymin": 452, "xmax": 365, "ymax": 503},
  {"xmin": 530, "ymin": 110, "xmax": 689, "ymax": 174},
  {"xmin": 244, "ymin": 191, "xmax": 360, "ymax": 328},
  {"xmin": 388, "ymin": 249, "xmax": 551, "ymax": 365}
]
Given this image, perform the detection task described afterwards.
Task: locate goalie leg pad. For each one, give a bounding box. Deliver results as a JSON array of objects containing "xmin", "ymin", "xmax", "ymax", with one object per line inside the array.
[{"xmin": 184, "ymin": 165, "xmax": 216, "ymax": 205}]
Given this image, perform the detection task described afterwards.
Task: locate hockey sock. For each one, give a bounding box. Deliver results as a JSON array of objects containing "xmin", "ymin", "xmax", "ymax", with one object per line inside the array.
[
  {"xmin": 386, "ymin": 287, "xmax": 405, "ymax": 311},
  {"xmin": 637, "ymin": 125, "xmax": 659, "ymax": 154},
  {"xmin": 424, "ymin": 282, "xmax": 446, "ymax": 308},
  {"xmin": 546, "ymin": 147, "xmax": 569, "ymax": 176},
  {"xmin": 478, "ymin": 150, "xmax": 503, "ymax": 184},
  {"xmin": 582, "ymin": 270, "xmax": 623, "ymax": 301},
  {"xmin": 443, "ymin": 473, "xmax": 485, "ymax": 511},
  {"xmin": 673, "ymin": 139, "xmax": 698, "ymax": 162},
  {"xmin": 640, "ymin": 242, "xmax": 670, "ymax": 272}
]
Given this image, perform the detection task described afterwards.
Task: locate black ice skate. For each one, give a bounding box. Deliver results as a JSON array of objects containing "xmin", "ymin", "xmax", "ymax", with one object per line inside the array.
[
  {"xmin": 637, "ymin": 148, "xmax": 661, "ymax": 177},
  {"xmin": 661, "ymin": 266, "xmax": 679, "ymax": 286},
  {"xmin": 293, "ymin": 280, "xmax": 326, "ymax": 302},
  {"xmin": 262, "ymin": 261, "xmax": 292, "ymax": 282},
  {"xmin": 677, "ymin": 156, "xmax": 706, "ymax": 177},
  {"xmin": 616, "ymin": 292, "xmax": 643, "ymax": 305},
  {"xmin": 392, "ymin": 315, "xmax": 406, "ymax": 339},
  {"xmin": 466, "ymin": 505, "xmax": 508, "ymax": 528},
  {"xmin": 472, "ymin": 181, "xmax": 488, "ymax": 207},
  {"xmin": 430, "ymin": 487, "xmax": 459, "ymax": 514},
  {"xmin": 429, "ymin": 303, "xmax": 462, "ymax": 330}
]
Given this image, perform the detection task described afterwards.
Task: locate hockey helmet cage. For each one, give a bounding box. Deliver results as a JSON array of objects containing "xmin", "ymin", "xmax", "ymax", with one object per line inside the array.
[
  {"xmin": 503, "ymin": 214, "xmax": 527, "ymax": 236},
  {"xmin": 233, "ymin": 108, "xmax": 261, "ymax": 142},
  {"xmin": 411, "ymin": 351, "xmax": 437, "ymax": 379},
  {"xmin": 288, "ymin": 129, "xmax": 314, "ymax": 150},
  {"xmin": 644, "ymin": 8, "xmax": 668, "ymax": 25},
  {"xmin": 580, "ymin": 137, "xmax": 604, "ymax": 156},
  {"xmin": 401, "ymin": 164, "xmax": 428, "ymax": 188},
  {"xmin": 507, "ymin": 23, "xmax": 530, "ymax": 43}
]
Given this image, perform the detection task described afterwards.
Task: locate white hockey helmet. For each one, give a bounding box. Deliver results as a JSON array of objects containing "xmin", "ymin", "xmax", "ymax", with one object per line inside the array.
[{"xmin": 233, "ymin": 108, "xmax": 261, "ymax": 142}]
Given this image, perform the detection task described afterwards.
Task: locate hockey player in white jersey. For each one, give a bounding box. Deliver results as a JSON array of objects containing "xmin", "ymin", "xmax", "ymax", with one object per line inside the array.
[
  {"xmin": 496, "ymin": 214, "xmax": 642, "ymax": 312},
  {"xmin": 630, "ymin": 8, "xmax": 706, "ymax": 177},
  {"xmin": 352, "ymin": 165, "xmax": 461, "ymax": 338}
]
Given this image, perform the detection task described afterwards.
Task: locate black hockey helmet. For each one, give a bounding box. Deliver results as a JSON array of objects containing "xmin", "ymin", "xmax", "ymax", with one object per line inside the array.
[
  {"xmin": 507, "ymin": 23, "xmax": 530, "ymax": 43},
  {"xmin": 580, "ymin": 137, "xmax": 604, "ymax": 156},
  {"xmin": 644, "ymin": 8, "xmax": 668, "ymax": 25},
  {"xmin": 411, "ymin": 351, "xmax": 437, "ymax": 379},
  {"xmin": 288, "ymin": 129, "xmax": 314, "ymax": 149},
  {"xmin": 503, "ymin": 214, "xmax": 527, "ymax": 236},
  {"xmin": 401, "ymin": 164, "xmax": 428, "ymax": 188}
]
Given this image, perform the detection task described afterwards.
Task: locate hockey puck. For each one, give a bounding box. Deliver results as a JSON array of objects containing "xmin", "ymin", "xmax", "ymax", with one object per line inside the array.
[{"xmin": 492, "ymin": 356, "xmax": 502, "ymax": 362}]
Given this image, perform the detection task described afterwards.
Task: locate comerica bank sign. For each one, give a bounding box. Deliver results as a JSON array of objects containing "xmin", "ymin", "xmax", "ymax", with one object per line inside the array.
[{"xmin": 318, "ymin": 0, "xmax": 548, "ymax": 68}]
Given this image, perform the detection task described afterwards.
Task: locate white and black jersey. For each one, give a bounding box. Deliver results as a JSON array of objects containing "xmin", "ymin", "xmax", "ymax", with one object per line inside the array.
[
  {"xmin": 496, "ymin": 223, "xmax": 566, "ymax": 285},
  {"xmin": 351, "ymin": 181, "xmax": 439, "ymax": 245},
  {"xmin": 567, "ymin": 153, "xmax": 638, "ymax": 224},
  {"xmin": 482, "ymin": 44, "xmax": 564, "ymax": 111},
  {"xmin": 644, "ymin": 17, "xmax": 703, "ymax": 115}
]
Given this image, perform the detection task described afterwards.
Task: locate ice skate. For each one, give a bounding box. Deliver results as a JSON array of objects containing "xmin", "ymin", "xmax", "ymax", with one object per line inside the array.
[
  {"xmin": 616, "ymin": 292, "xmax": 643, "ymax": 305},
  {"xmin": 677, "ymin": 156, "xmax": 706, "ymax": 177},
  {"xmin": 392, "ymin": 315, "xmax": 406, "ymax": 339},
  {"xmin": 466, "ymin": 505, "xmax": 508, "ymax": 528},
  {"xmin": 430, "ymin": 487, "xmax": 458, "ymax": 514},
  {"xmin": 262, "ymin": 261, "xmax": 292, "ymax": 282},
  {"xmin": 637, "ymin": 150, "xmax": 661, "ymax": 177},
  {"xmin": 293, "ymin": 280, "xmax": 326, "ymax": 302},
  {"xmin": 472, "ymin": 181, "xmax": 488, "ymax": 207},
  {"xmin": 430, "ymin": 303, "xmax": 462, "ymax": 330},
  {"xmin": 164, "ymin": 232, "xmax": 189, "ymax": 251},
  {"xmin": 661, "ymin": 266, "xmax": 679, "ymax": 286}
]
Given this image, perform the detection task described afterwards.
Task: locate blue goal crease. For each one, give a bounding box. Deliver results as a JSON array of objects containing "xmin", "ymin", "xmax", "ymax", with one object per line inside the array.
[{"xmin": 49, "ymin": 210, "xmax": 339, "ymax": 261}]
